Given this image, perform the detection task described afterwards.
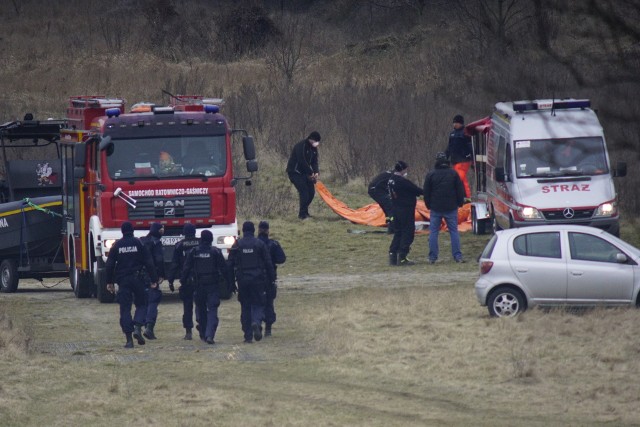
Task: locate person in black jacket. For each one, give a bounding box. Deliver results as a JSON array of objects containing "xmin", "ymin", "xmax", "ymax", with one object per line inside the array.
[
  {"xmin": 106, "ymin": 222, "xmax": 158, "ymax": 348},
  {"xmin": 257, "ymin": 221, "xmax": 286, "ymax": 337},
  {"xmin": 388, "ymin": 161, "xmax": 423, "ymax": 266},
  {"xmin": 445, "ymin": 115, "xmax": 473, "ymax": 198},
  {"xmin": 140, "ymin": 222, "xmax": 165, "ymax": 340},
  {"xmin": 367, "ymin": 169, "xmax": 395, "ymax": 233},
  {"xmin": 227, "ymin": 221, "xmax": 275, "ymax": 343},
  {"xmin": 423, "ymin": 152, "xmax": 466, "ymax": 264},
  {"xmin": 167, "ymin": 223, "xmax": 200, "ymax": 340},
  {"xmin": 181, "ymin": 230, "xmax": 228, "ymax": 344},
  {"xmin": 286, "ymin": 131, "xmax": 321, "ymax": 219}
]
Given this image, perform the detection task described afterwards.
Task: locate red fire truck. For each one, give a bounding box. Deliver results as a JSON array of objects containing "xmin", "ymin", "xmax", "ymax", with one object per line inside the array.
[{"xmin": 60, "ymin": 95, "xmax": 257, "ymax": 302}]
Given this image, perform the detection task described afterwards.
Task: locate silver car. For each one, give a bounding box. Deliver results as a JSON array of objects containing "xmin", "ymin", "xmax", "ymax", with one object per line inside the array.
[{"xmin": 475, "ymin": 225, "xmax": 640, "ymax": 317}]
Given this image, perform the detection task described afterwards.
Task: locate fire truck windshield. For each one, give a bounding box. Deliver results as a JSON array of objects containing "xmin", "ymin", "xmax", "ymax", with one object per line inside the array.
[
  {"xmin": 514, "ymin": 136, "xmax": 609, "ymax": 178},
  {"xmin": 106, "ymin": 135, "xmax": 227, "ymax": 180}
]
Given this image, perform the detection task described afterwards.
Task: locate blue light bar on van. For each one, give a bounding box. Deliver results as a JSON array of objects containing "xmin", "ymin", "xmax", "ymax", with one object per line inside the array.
[
  {"xmin": 513, "ymin": 99, "xmax": 591, "ymax": 112},
  {"xmin": 204, "ymin": 104, "xmax": 220, "ymax": 114},
  {"xmin": 106, "ymin": 108, "xmax": 121, "ymax": 118}
]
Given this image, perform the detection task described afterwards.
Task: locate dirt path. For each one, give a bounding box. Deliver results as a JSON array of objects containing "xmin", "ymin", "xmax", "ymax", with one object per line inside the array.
[{"xmin": 3, "ymin": 269, "xmax": 476, "ymax": 363}]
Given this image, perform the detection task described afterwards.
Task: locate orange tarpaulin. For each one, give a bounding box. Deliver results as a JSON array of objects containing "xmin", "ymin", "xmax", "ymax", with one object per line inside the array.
[{"xmin": 315, "ymin": 181, "xmax": 472, "ymax": 232}]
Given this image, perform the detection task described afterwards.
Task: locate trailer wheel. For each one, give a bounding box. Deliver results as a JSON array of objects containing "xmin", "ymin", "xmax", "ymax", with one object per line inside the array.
[
  {"xmin": 94, "ymin": 258, "xmax": 114, "ymax": 303},
  {"xmin": 0, "ymin": 259, "xmax": 19, "ymax": 293},
  {"xmin": 471, "ymin": 207, "xmax": 487, "ymax": 235}
]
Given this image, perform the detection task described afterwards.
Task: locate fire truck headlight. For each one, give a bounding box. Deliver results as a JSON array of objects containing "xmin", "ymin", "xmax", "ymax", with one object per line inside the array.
[
  {"xmin": 104, "ymin": 239, "xmax": 117, "ymax": 252},
  {"xmin": 219, "ymin": 236, "xmax": 236, "ymax": 246},
  {"xmin": 594, "ymin": 202, "xmax": 617, "ymax": 217},
  {"xmin": 520, "ymin": 206, "xmax": 543, "ymax": 220}
]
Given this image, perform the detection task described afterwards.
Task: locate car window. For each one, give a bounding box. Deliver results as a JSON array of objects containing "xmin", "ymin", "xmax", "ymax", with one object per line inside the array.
[
  {"xmin": 513, "ymin": 232, "xmax": 561, "ymax": 258},
  {"xmin": 481, "ymin": 235, "xmax": 498, "ymax": 258},
  {"xmin": 569, "ymin": 232, "xmax": 622, "ymax": 263}
]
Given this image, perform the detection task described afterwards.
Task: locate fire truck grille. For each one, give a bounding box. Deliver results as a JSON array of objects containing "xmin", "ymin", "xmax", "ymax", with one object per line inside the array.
[
  {"xmin": 127, "ymin": 196, "xmax": 211, "ymax": 219},
  {"xmin": 542, "ymin": 208, "xmax": 595, "ymax": 221}
]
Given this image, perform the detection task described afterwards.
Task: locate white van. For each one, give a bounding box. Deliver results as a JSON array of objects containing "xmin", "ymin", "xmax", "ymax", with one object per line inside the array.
[{"xmin": 467, "ymin": 99, "xmax": 626, "ymax": 236}]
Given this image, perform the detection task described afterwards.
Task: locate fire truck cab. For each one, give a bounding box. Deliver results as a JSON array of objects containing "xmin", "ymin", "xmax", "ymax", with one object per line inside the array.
[
  {"xmin": 467, "ymin": 98, "xmax": 626, "ymax": 237},
  {"xmin": 60, "ymin": 95, "xmax": 257, "ymax": 302}
]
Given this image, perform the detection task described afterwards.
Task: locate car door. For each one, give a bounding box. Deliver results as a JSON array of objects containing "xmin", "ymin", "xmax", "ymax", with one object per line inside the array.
[
  {"xmin": 566, "ymin": 232, "xmax": 635, "ymax": 303},
  {"xmin": 508, "ymin": 231, "xmax": 567, "ymax": 303}
]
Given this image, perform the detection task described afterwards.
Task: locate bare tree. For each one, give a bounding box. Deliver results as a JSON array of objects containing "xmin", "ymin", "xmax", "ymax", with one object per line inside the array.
[
  {"xmin": 453, "ymin": 0, "xmax": 534, "ymax": 55},
  {"xmin": 266, "ymin": 14, "xmax": 308, "ymax": 85}
]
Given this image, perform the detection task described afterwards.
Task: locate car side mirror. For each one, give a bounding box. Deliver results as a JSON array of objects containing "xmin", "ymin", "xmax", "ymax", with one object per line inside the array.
[{"xmin": 615, "ymin": 253, "xmax": 628, "ymax": 263}]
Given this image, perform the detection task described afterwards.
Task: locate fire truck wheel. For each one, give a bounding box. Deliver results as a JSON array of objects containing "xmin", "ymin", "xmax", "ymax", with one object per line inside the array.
[
  {"xmin": 70, "ymin": 257, "xmax": 93, "ymax": 299},
  {"xmin": 94, "ymin": 258, "xmax": 114, "ymax": 303},
  {"xmin": 0, "ymin": 259, "xmax": 18, "ymax": 293}
]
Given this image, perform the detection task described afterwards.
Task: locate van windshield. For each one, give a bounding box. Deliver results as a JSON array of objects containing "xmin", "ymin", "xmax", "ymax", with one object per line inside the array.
[
  {"xmin": 513, "ymin": 137, "xmax": 609, "ymax": 178},
  {"xmin": 105, "ymin": 135, "xmax": 227, "ymax": 180}
]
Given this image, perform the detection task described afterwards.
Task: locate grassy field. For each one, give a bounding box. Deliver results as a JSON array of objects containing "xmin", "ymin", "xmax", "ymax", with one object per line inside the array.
[{"xmin": 1, "ymin": 200, "xmax": 640, "ymax": 426}]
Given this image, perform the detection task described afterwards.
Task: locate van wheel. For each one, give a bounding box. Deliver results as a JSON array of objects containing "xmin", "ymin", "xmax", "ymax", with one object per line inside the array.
[
  {"xmin": 487, "ymin": 286, "xmax": 525, "ymax": 317},
  {"xmin": 492, "ymin": 212, "xmax": 502, "ymax": 234},
  {"xmin": 0, "ymin": 259, "xmax": 19, "ymax": 293},
  {"xmin": 472, "ymin": 207, "xmax": 487, "ymax": 235}
]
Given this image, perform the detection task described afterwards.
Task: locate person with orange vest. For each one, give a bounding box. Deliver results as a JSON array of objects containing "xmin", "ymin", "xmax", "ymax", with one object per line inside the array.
[{"xmin": 446, "ymin": 115, "xmax": 473, "ymax": 198}]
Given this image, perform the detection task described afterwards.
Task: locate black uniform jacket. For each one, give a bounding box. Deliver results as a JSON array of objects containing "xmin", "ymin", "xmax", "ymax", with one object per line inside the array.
[
  {"xmin": 180, "ymin": 243, "xmax": 228, "ymax": 288},
  {"xmin": 388, "ymin": 174, "xmax": 423, "ymax": 209},
  {"xmin": 286, "ymin": 139, "xmax": 319, "ymax": 176},
  {"xmin": 105, "ymin": 235, "xmax": 158, "ymax": 284}
]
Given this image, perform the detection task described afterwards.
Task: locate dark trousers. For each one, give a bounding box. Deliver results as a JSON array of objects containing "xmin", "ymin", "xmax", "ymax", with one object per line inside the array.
[
  {"xmin": 389, "ymin": 205, "xmax": 416, "ymax": 256},
  {"xmin": 179, "ymin": 283, "xmax": 195, "ymax": 329},
  {"xmin": 288, "ymin": 172, "xmax": 315, "ymax": 218},
  {"xmin": 369, "ymin": 190, "xmax": 395, "ymax": 232},
  {"xmin": 116, "ymin": 276, "xmax": 147, "ymax": 334},
  {"xmin": 264, "ymin": 298, "xmax": 276, "ymax": 326},
  {"xmin": 241, "ymin": 301, "xmax": 265, "ymax": 341},
  {"xmin": 195, "ymin": 286, "xmax": 220, "ymax": 340},
  {"xmin": 145, "ymin": 286, "xmax": 162, "ymax": 325}
]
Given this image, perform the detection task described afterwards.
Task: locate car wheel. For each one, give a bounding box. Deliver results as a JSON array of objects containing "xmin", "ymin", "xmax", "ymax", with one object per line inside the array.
[{"xmin": 487, "ymin": 286, "xmax": 525, "ymax": 317}]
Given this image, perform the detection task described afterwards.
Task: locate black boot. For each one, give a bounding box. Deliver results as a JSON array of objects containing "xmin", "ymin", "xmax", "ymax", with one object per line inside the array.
[
  {"xmin": 124, "ymin": 333, "xmax": 134, "ymax": 348},
  {"xmin": 184, "ymin": 328, "xmax": 192, "ymax": 340},
  {"xmin": 265, "ymin": 324, "xmax": 272, "ymax": 337},
  {"xmin": 252, "ymin": 323, "xmax": 263, "ymax": 342},
  {"xmin": 398, "ymin": 253, "xmax": 415, "ymax": 266},
  {"xmin": 389, "ymin": 252, "xmax": 398, "ymax": 266},
  {"xmin": 133, "ymin": 325, "xmax": 145, "ymax": 345},
  {"xmin": 143, "ymin": 322, "xmax": 157, "ymax": 340}
]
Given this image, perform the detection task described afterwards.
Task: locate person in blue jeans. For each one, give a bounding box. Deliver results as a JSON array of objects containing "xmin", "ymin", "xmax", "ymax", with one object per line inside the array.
[{"xmin": 423, "ymin": 152, "xmax": 466, "ymax": 263}]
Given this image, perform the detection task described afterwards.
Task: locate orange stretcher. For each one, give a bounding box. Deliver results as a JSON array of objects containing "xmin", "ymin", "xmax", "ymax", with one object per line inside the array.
[{"xmin": 315, "ymin": 181, "xmax": 472, "ymax": 232}]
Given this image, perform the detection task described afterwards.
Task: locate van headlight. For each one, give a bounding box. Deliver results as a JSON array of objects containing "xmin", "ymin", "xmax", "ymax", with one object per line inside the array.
[
  {"xmin": 594, "ymin": 201, "xmax": 617, "ymax": 217},
  {"xmin": 519, "ymin": 206, "xmax": 543, "ymax": 220}
]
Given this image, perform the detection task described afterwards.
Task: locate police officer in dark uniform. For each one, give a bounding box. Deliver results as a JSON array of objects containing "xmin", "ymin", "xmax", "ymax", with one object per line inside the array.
[
  {"xmin": 388, "ymin": 161, "xmax": 423, "ymax": 266},
  {"xmin": 257, "ymin": 221, "xmax": 286, "ymax": 337},
  {"xmin": 228, "ymin": 221, "xmax": 275, "ymax": 343},
  {"xmin": 167, "ymin": 223, "xmax": 200, "ymax": 340},
  {"xmin": 106, "ymin": 222, "xmax": 158, "ymax": 348},
  {"xmin": 140, "ymin": 222, "xmax": 165, "ymax": 340},
  {"xmin": 368, "ymin": 168, "xmax": 395, "ymax": 233},
  {"xmin": 181, "ymin": 230, "xmax": 228, "ymax": 344}
]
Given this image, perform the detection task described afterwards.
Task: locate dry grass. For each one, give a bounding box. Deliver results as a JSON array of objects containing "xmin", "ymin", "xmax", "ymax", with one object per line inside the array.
[{"xmin": 1, "ymin": 215, "xmax": 640, "ymax": 426}]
